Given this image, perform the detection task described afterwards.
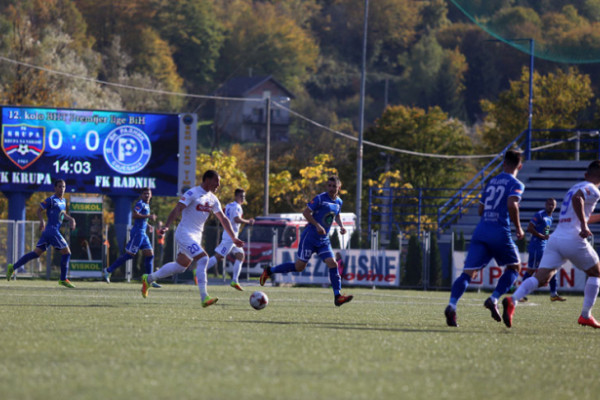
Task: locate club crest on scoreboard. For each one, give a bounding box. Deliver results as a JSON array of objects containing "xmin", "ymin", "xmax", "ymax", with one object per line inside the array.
[{"xmin": 1, "ymin": 124, "xmax": 46, "ymax": 170}]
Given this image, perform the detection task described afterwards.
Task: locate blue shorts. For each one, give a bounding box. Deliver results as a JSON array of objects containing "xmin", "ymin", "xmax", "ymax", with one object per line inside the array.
[
  {"xmin": 296, "ymin": 231, "xmax": 334, "ymax": 262},
  {"xmin": 527, "ymin": 246, "xmax": 544, "ymax": 269},
  {"xmin": 125, "ymin": 231, "xmax": 152, "ymax": 254},
  {"xmin": 463, "ymin": 225, "xmax": 520, "ymax": 270},
  {"xmin": 36, "ymin": 229, "xmax": 68, "ymax": 251}
]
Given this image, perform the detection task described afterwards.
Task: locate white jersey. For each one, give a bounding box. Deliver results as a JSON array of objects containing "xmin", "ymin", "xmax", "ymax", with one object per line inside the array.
[
  {"xmin": 553, "ymin": 181, "xmax": 600, "ymax": 239},
  {"xmin": 176, "ymin": 186, "xmax": 222, "ymax": 238},
  {"xmin": 221, "ymin": 201, "xmax": 243, "ymax": 240}
]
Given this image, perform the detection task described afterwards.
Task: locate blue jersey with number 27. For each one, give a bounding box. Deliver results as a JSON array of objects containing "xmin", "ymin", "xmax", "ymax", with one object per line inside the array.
[{"xmin": 479, "ymin": 172, "xmax": 524, "ymax": 232}]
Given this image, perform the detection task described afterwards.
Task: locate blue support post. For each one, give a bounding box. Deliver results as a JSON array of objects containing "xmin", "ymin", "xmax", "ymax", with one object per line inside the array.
[{"xmin": 111, "ymin": 195, "xmax": 136, "ymax": 252}]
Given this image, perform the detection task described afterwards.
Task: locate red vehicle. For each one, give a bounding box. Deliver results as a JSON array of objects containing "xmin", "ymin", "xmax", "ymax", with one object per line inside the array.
[{"xmin": 227, "ymin": 213, "xmax": 356, "ymax": 276}]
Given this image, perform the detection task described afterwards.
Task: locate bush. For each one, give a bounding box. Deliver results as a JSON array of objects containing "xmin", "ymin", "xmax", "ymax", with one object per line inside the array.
[{"xmin": 330, "ymin": 229, "xmax": 341, "ymax": 249}]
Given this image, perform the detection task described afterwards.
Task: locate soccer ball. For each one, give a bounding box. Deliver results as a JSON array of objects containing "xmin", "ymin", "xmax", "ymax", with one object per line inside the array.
[{"xmin": 249, "ymin": 291, "xmax": 268, "ymax": 310}]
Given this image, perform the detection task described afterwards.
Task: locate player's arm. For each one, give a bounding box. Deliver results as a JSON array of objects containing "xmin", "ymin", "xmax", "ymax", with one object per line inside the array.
[
  {"xmin": 572, "ymin": 189, "xmax": 592, "ymax": 238},
  {"xmin": 527, "ymin": 219, "xmax": 547, "ymax": 240},
  {"xmin": 216, "ymin": 211, "xmax": 244, "ymax": 247},
  {"xmin": 37, "ymin": 206, "xmax": 46, "ymax": 232},
  {"xmin": 334, "ymin": 214, "xmax": 346, "ymax": 235},
  {"xmin": 132, "ymin": 208, "xmax": 156, "ymax": 222},
  {"xmin": 62, "ymin": 211, "xmax": 77, "ymax": 229},
  {"xmin": 161, "ymin": 202, "xmax": 186, "ymax": 234},
  {"xmin": 303, "ymin": 206, "xmax": 325, "ymax": 235},
  {"xmin": 508, "ymin": 196, "xmax": 524, "ymax": 240},
  {"xmin": 234, "ymin": 215, "xmax": 254, "ymax": 226}
]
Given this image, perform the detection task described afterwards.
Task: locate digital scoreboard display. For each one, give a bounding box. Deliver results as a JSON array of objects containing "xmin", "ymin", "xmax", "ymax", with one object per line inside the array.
[{"xmin": 0, "ymin": 106, "xmax": 180, "ymax": 196}]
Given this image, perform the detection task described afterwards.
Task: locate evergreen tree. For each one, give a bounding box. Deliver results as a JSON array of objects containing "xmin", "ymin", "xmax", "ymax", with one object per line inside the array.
[
  {"xmin": 330, "ymin": 229, "xmax": 341, "ymax": 249},
  {"xmin": 429, "ymin": 233, "xmax": 442, "ymax": 287},
  {"xmin": 405, "ymin": 234, "xmax": 422, "ymax": 286}
]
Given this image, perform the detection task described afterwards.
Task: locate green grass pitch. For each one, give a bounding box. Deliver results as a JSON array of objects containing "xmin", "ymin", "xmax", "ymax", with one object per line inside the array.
[{"xmin": 1, "ymin": 280, "xmax": 600, "ymax": 400}]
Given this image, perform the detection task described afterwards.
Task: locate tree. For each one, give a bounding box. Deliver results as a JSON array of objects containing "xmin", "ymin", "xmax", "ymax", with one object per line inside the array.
[
  {"xmin": 270, "ymin": 153, "xmax": 341, "ymax": 212},
  {"xmin": 365, "ymin": 105, "xmax": 474, "ymax": 189},
  {"xmin": 480, "ymin": 66, "xmax": 594, "ymax": 152},
  {"xmin": 197, "ymin": 150, "xmax": 251, "ymax": 206},
  {"xmin": 216, "ymin": 1, "xmax": 318, "ymax": 91}
]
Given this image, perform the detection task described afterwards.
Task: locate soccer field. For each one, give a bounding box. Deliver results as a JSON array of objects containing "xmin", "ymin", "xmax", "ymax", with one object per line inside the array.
[{"xmin": 1, "ymin": 280, "xmax": 599, "ymax": 400}]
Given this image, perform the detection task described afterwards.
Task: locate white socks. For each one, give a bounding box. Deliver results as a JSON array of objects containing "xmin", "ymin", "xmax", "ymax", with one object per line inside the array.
[
  {"xmin": 196, "ymin": 256, "xmax": 209, "ymax": 301},
  {"xmin": 232, "ymin": 259, "xmax": 242, "ymax": 283},
  {"xmin": 149, "ymin": 262, "xmax": 188, "ymax": 282},
  {"xmin": 582, "ymin": 277, "xmax": 600, "ymax": 318},
  {"xmin": 206, "ymin": 256, "xmax": 217, "ymax": 270},
  {"xmin": 512, "ymin": 276, "xmax": 539, "ymax": 303}
]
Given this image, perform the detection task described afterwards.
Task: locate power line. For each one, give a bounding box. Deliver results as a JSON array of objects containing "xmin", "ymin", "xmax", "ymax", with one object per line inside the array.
[{"xmin": 0, "ymin": 53, "xmax": 500, "ymax": 159}]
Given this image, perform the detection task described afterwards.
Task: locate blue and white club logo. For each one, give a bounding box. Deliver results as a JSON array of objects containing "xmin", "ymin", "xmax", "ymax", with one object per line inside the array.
[{"xmin": 103, "ymin": 125, "xmax": 152, "ymax": 174}]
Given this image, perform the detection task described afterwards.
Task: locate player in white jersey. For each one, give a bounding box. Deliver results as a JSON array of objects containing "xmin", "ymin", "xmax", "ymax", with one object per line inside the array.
[
  {"xmin": 141, "ymin": 170, "xmax": 244, "ymax": 307},
  {"xmin": 206, "ymin": 188, "xmax": 254, "ymax": 291},
  {"xmin": 502, "ymin": 160, "xmax": 600, "ymax": 328}
]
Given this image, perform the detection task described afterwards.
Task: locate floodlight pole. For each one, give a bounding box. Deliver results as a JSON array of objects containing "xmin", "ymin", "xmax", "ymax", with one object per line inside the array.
[
  {"xmin": 263, "ymin": 97, "xmax": 271, "ymax": 216},
  {"xmin": 356, "ymin": 0, "xmax": 369, "ymax": 240},
  {"xmin": 486, "ymin": 37, "xmax": 535, "ymax": 160}
]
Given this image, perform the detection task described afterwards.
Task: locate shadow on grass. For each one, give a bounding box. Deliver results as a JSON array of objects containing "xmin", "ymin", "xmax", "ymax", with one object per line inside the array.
[{"xmin": 217, "ymin": 318, "xmax": 455, "ymax": 334}]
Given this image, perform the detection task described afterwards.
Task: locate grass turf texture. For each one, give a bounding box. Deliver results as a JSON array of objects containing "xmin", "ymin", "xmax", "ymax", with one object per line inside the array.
[{"xmin": 1, "ymin": 281, "xmax": 600, "ymax": 400}]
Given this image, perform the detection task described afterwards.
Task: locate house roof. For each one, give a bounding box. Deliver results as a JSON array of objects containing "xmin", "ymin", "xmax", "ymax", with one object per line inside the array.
[{"xmin": 215, "ymin": 75, "xmax": 295, "ymax": 99}]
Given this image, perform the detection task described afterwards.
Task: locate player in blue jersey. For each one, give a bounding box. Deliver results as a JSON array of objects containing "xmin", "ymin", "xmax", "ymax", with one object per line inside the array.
[
  {"xmin": 445, "ymin": 150, "xmax": 525, "ymax": 327},
  {"xmin": 259, "ymin": 176, "xmax": 353, "ymax": 306},
  {"xmin": 102, "ymin": 188, "xmax": 160, "ymax": 287},
  {"xmin": 521, "ymin": 198, "xmax": 565, "ymax": 301},
  {"xmin": 6, "ymin": 179, "xmax": 77, "ymax": 288}
]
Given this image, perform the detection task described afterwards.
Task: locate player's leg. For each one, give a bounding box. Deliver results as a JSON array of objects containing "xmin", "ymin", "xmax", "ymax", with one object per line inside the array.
[
  {"xmin": 322, "ymin": 248, "xmax": 353, "ymax": 306},
  {"xmin": 57, "ymin": 245, "xmax": 75, "ymax": 288},
  {"xmin": 579, "ymin": 262, "xmax": 600, "ymax": 328},
  {"xmin": 195, "ymin": 254, "xmax": 217, "ymax": 307},
  {"xmin": 8, "ymin": 245, "xmax": 44, "ymax": 281},
  {"xmin": 230, "ymin": 249, "xmax": 244, "ymax": 291}
]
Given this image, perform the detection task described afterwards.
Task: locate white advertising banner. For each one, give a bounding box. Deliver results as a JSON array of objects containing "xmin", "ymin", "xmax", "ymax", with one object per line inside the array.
[
  {"xmin": 177, "ymin": 113, "xmax": 197, "ymax": 195},
  {"xmin": 452, "ymin": 251, "xmax": 588, "ymax": 292},
  {"xmin": 273, "ymin": 248, "xmax": 400, "ymax": 287}
]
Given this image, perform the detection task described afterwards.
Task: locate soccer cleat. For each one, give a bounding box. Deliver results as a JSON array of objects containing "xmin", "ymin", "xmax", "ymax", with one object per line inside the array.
[
  {"xmin": 502, "ymin": 297, "xmax": 515, "ymax": 328},
  {"xmin": 520, "ymin": 296, "xmax": 528, "ymax": 303},
  {"xmin": 550, "ymin": 295, "xmax": 566, "ymax": 302},
  {"xmin": 58, "ymin": 279, "xmax": 76, "ymax": 288},
  {"xmin": 202, "ymin": 295, "xmax": 219, "ymax": 308},
  {"xmin": 259, "ymin": 266, "xmax": 271, "ymax": 286},
  {"xmin": 141, "ymin": 274, "xmax": 150, "ymax": 298},
  {"xmin": 6, "ymin": 263, "xmax": 14, "ymax": 281},
  {"xmin": 334, "ymin": 293, "xmax": 353, "ymax": 307},
  {"xmin": 578, "ymin": 315, "xmax": 600, "ymax": 328},
  {"xmin": 444, "ymin": 305, "xmax": 458, "ymax": 327},
  {"xmin": 151, "ymin": 282, "xmax": 162, "ymax": 288},
  {"xmin": 102, "ymin": 268, "xmax": 111, "ymax": 283},
  {"xmin": 484, "ymin": 297, "xmax": 501, "ymax": 322},
  {"xmin": 230, "ymin": 281, "xmax": 243, "ymax": 291}
]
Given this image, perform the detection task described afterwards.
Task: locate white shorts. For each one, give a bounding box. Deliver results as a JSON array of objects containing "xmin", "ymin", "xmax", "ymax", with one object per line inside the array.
[
  {"xmin": 539, "ymin": 234, "xmax": 599, "ymax": 271},
  {"xmin": 175, "ymin": 230, "xmax": 206, "ymax": 260},
  {"xmin": 214, "ymin": 236, "xmax": 244, "ymax": 258}
]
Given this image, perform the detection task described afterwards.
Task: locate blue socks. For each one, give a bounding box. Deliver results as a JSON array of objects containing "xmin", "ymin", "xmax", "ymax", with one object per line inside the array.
[
  {"xmin": 491, "ymin": 268, "xmax": 519, "ymax": 300},
  {"xmin": 449, "ymin": 272, "xmax": 471, "ymax": 307},
  {"xmin": 144, "ymin": 255, "xmax": 154, "ymax": 275},
  {"xmin": 270, "ymin": 262, "xmax": 296, "ymax": 274},
  {"xmin": 549, "ymin": 274, "xmax": 558, "ymax": 295},
  {"xmin": 14, "ymin": 251, "xmax": 39, "ymax": 269},
  {"xmin": 107, "ymin": 253, "xmax": 134, "ymax": 273},
  {"xmin": 329, "ymin": 267, "xmax": 341, "ymax": 296},
  {"xmin": 60, "ymin": 253, "xmax": 71, "ymax": 281}
]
